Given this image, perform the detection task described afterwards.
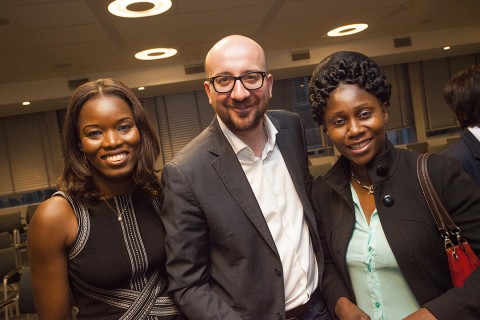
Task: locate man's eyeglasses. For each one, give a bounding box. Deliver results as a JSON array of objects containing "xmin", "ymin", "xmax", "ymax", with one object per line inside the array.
[{"xmin": 209, "ymin": 71, "xmax": 267, "ymax": 93}]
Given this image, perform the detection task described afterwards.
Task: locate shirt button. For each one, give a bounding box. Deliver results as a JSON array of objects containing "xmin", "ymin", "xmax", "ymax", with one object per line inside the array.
[
  {"xmin": 376, "ymin": 165, "xmax": 388, "ymax": 176},
  {"xmin": 383, "ymin": 194, "xmax": 395, "ymax": 207},
  {"xmin": 275, "ymin": 268, "xmax": 282, "ymax": 277},
  {"xmin": 375, "ymin": 302, "xmax": 380, "ymax": 308}
]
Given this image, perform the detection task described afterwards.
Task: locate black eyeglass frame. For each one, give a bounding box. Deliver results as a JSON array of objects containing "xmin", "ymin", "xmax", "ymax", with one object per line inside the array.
[{"xmin": 208, "ymin": 71, "xmax": 268, "ymax": 93}]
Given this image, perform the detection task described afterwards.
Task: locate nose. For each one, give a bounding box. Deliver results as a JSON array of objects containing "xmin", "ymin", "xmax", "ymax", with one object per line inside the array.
[
  {"xmin": 230, "ymin": 79, "xmax": 250, "ymax": 101},
  {"xmin": 103, "ymin": 130, "xmax": 121, "ymax": 148},
  {"xmin": 347, "ymin": 119, "xmax": 365, "ymax": 138}
]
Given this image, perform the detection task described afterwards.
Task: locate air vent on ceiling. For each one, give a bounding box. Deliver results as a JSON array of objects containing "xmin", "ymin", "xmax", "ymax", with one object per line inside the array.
[
  {"xmin": 184, "ymin": 63, "xmax": 205, "ymax": 75},
  {"xmin": 393, "ymin": 37, "xmax": 412, "ymax": 48},
  {"xmin": 68, "ymin": 78, "xmax": 89, "ymax": 90},
  {"xmin": 291, "ymin": 50, "xmax": 311, "ymax": 61}
]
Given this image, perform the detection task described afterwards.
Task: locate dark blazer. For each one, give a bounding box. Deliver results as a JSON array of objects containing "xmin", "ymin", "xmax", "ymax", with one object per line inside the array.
[
  {"xmin": 161, "ymin": 110, "xmax": 324, "ymax": 320},
  {"xmin": 312, "ymin": 141, "xmax": 480, "ymax": 319},
  {"xmin": 442, "ymin": 128, "xmax": 480, "ymax": 186}
]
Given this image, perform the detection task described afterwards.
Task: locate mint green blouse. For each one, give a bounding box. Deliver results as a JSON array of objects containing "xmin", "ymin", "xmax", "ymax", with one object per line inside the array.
[{"xmin": 346, "ymin": 184, "xmax": 420, "ymax": 319}]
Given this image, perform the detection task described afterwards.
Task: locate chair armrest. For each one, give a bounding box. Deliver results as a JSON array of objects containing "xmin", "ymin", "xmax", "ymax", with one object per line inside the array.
[
  {"xmin": 3, "ymin": 266, "xmax": 21, "ymax": 299},
  {"xmin": 3, "ymin": 266, "xmax": 22, "ymax": 284},
  {"xmin": 0, "ymin": 296, "xmax": 16, "ymax": 309}
]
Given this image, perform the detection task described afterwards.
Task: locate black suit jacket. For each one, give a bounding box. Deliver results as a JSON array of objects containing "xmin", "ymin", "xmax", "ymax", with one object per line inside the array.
[
  {"xmin": 161, "ymin": 110, "xmax": 323, "ymax": 320},
  {"xmin": 442, "ymin": 128, "xmax": 480, "ymax": 186},
  {"xmin": 312, "ymin": 141, "xmax": 480, "ymax": 319}
]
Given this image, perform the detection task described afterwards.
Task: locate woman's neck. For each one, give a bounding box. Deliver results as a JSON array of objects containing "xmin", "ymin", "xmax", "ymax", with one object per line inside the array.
[
  {"xmin": 93, "ymin": 175, "xmax": 134, "ymax": 199},
  {"xmin": 350, "ymin": 164, "xmax": 372, "ymax": 185}
]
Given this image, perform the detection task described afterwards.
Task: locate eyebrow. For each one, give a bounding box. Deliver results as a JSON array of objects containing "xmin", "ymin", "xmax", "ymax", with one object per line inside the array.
[{"xmin": 80, "ymin": 117, "xmax": 134, "ymax": 129}]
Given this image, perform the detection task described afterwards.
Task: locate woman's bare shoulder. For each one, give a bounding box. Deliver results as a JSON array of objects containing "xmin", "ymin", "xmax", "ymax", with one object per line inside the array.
[
  {"xmin": 29, "ymin": 195, "xmax": 78, "ymax": 245},
  {"xmin": 33, "ymin": 195, "xmax": 75, "ymax": 222}
]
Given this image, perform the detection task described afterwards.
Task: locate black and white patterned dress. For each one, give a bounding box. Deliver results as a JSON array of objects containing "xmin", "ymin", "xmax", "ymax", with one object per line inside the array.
[{"xmin": 54, "ymin": 190, "xmax": 180, "ymax": 320}]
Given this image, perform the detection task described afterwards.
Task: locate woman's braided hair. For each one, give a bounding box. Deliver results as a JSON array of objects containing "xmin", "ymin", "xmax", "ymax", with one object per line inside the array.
[{"xmin": 308, "ymin": 51, "xmax": 391, "ymax": 125}]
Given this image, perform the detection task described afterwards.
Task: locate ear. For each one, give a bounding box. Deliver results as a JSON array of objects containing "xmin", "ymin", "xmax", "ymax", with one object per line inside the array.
[
  {"xmin": 381, "ymin": 102, "xmax": 389, "ymax": 123},
  {"xmin": 204, "ymin": 80, "xmax": 214, "ymax": 105},
  {"xmin": 266, "ymin": 73, "xmax": 273, "ymax": 99}
]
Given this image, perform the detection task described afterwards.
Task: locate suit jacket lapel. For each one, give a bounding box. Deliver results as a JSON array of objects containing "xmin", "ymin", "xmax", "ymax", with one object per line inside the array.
[
  {"xmin": 208, "ymin": 118, "xmax": 279, "ymax": 257},
  {"xmin": 272, "ymin": 116, "xmax": 320, "ymax": 240}
]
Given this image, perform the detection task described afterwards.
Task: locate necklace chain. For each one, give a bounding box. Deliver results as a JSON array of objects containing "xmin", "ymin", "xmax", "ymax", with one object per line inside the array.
[
  {"xmin": 350, "ymin": 169, "xmax": 374, "ymax": 195},
  {"xmin": 101, "ymin": 197, "xmax": 127, "ymax": 221}
]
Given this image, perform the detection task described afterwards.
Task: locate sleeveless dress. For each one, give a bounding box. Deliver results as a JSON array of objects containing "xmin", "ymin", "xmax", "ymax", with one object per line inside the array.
[{"xmin": 54, "ymin": 190, "xmax": 180, "ymax": 320}]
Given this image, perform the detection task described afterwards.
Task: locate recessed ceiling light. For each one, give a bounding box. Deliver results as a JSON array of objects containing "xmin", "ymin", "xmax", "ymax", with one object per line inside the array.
[
  {"xmin": 108, "ymin": 0, "xmax": 172, "ymax": 18},
  {"xmin": 327, "ymin": 23, "xmax": 368, "ymax": 37},
  {"xmin": 22, "ymin": 101, "xmax": 30, "ymax": 106},
  {"xmin": 444, "ymin": 46, "xmax": 451, "ymax": 50},
  {"xmin": 135, "ymin": 48, "xmax": 177, "ymax": 60},
  {"xmin": 138, "ymin": 87, "xmax": 145, "ymax": 90}
]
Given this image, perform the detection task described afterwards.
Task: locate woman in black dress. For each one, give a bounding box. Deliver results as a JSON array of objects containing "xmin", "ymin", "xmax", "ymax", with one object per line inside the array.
[{"xmin": 28, "ymin": 78, "xmax": 182, "ymax": 319}]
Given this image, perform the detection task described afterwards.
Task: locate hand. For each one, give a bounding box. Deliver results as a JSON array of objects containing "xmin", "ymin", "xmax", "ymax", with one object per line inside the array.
[
  {"xmin": 403, "ymin": 308, "xmax": 437, "ymax": 320},
  {"xmin": 335, "ymin": 297, "xmax": 371, "ymax": 320}
]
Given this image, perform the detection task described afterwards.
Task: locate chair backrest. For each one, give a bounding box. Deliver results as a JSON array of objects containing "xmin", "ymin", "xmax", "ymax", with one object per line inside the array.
[
  {"xmin": 406, "ymin": 141, "xmax": 429, "ymax": 153},
  {"xmin": 19, "ymin": 267, "xmax": 36, "ymax": 314},
  {"xmin": 0, "ymin": 212, "xmax": 22, "ymax": 233},
  {"xmin": 0, "ymin": 247, "xmax": 17, "ymax": 278},
  {"xmin": 309, "ymin": 163, "xmax": 333, "ymax": 177},
  {"xmin": 446, "ymin": 136, "xmax": 460, "ymax": 145},
  {"xmin": 0, "ymin": 231, "xmax": 11, "ymax": 249},
  {"xmin": 25, "ymin": 204, "xmax": 39, "ymax": 225},
  {"xmin": 0, "ymin": 212, "xmax": 24, "ymax": 255},
  {"xmin": 427, "ymin": 143, "xmax": 450, "ymax": 154}
]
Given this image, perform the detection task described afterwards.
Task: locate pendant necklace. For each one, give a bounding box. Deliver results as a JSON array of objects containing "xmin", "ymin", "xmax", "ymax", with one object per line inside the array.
[
  {"xmin": 101, "ymin": 196, "xmax": 127, "ymax": 221},
  {"xmin": 350, "ymin": 169, "xmax": 374, "ymax": 195}
]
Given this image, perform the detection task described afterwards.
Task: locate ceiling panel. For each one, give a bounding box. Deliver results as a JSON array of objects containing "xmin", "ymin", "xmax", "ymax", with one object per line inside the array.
[{"xmin": 0, "ymin": 0, "xmax": 478, "ymax": 116}]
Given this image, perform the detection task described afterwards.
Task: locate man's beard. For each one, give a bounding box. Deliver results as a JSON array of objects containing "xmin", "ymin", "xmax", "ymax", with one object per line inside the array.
[{"xmin": 217, "ymin": 98, "xmax": 269, "ymax": 133}]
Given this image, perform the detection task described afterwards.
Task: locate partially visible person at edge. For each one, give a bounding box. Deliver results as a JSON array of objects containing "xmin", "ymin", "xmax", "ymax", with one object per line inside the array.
[
  {"xmin": 28, "ymin": 78, "xmax": 183, "ymax": 319},
  {"xmin": 308, "ymin": 51, "xmax": 480, "ymax": 320},
  {"xmin": 442, "ymin": 64, "xmax": 480, "ymax": 185},
  {"xmin": 160, "ymin": 35, "xmax": 331, "ymax": 320}
]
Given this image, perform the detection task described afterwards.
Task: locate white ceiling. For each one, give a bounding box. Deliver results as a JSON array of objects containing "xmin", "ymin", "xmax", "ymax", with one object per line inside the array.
[{"xmin": 1, "ymin": 0, "xmax": 479, "ymax": 117}]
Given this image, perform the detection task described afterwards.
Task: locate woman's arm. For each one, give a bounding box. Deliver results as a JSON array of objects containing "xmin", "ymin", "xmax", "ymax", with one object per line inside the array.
[
  {"xmin": 335, "ymin": 297, "xmax": 371, "ymax": 320},
  {"xmin": 403, "ymin": 308, "xmax": 437, "ymax": 320},
  {"xmin": 27, "ymin": 196, "xmax": 78, "ymax": 320}
]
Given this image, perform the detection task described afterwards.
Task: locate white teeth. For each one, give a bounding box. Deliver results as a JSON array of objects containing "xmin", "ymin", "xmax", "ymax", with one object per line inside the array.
[
  {"xmin": 350, "ymin": 140, "xmax": 369, "ymax": 150},
  {"xmin": 105, "ymin": 153, "xmax": 126, "ymax": 162}
]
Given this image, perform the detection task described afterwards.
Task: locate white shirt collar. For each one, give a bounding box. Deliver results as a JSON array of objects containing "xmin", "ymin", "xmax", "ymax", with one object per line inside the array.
[
  {"xmin": 217, "ymin": 114, "xmax": 278, "ymax": 158},
  {"xmin": 468, "ymin": 126, "xmax": 480, "ymax": 142}
]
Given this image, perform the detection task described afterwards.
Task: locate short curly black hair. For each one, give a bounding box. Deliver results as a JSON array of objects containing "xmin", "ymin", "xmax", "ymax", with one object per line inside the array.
[{"xmin": 308, "ymin": 51, "xmax": 391, "ymax": 125}]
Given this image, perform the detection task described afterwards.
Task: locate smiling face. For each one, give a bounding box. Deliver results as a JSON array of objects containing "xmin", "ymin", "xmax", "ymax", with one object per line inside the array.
[
  {"xmin": 324, "ymin": 83, "xmax": 388, "ymax": 167},
  {"xmin": 78, "ymin": 95, "xmax": 141, "ymax": 185},
  {"xmin": 204, "ymin": 35, "xmax": 273, "ymax": 134}
]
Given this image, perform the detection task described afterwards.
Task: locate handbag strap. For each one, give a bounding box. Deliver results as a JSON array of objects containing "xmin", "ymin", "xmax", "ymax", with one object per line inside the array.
[{"xmin": 416, "ymin": 153, "xmax": 460, "ymax": 239}]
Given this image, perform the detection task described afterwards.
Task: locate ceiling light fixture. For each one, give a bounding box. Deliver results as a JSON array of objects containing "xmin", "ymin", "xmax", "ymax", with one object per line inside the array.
[
  {"xmin": 22, "ymin": 101, "xmax": 30, "ymax": 106},
  {"xmin": 327, "ymin": 23, "xmax": 368, "ymax": 37},
  {"xmin": 135, "ymin": 48, "xmax": 177, "ymax": 60},
  {"xmin": 138, "ymin": 87, "xmax": 145, "ymax": 90},
  {"xmin": 443, "ymin": 46, "xmax": 451, "ymax": 50},
  {"xmin": 108, "ymin": 0, "xmax": 172, "ymax": 18}
]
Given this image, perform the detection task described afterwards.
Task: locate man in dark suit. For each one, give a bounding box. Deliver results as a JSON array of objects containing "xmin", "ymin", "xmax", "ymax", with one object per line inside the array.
[
  {"xmin": 442, "ymin": 65, "xmax": 480, "ymax": 185},
  {"xmin": 160, "ymin": 35, "xmax": 331, "ymax": 320}
]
